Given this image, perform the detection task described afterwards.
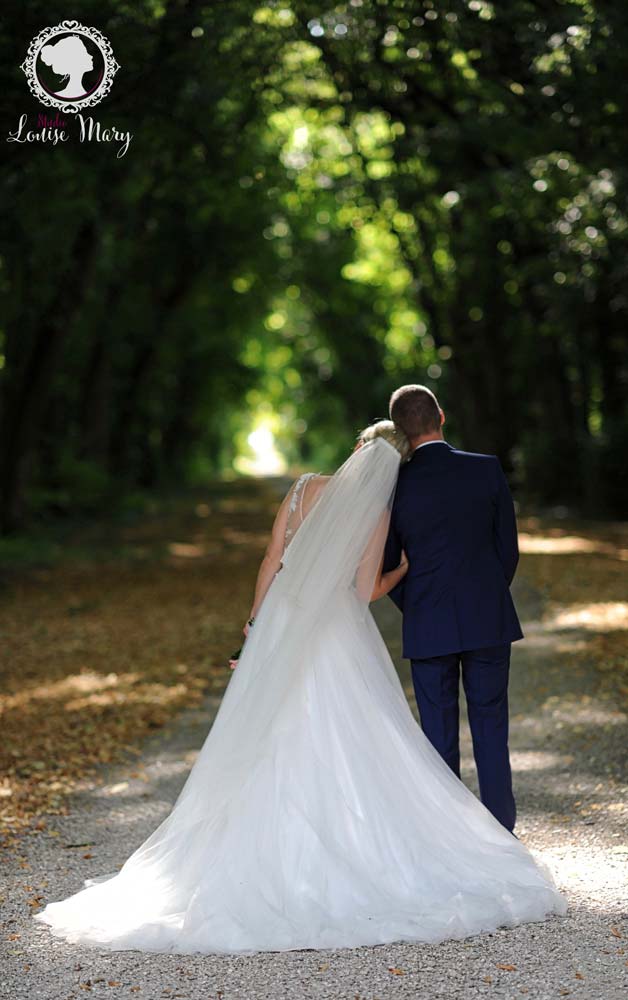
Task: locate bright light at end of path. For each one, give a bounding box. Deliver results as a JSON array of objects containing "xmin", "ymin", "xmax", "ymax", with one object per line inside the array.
[{"xmin": 244, "ymin": 426, "xmax": 286, "ymax": 475}]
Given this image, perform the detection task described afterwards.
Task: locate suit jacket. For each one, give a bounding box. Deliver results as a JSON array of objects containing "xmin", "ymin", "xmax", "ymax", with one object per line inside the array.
[{"xmin": 383, "ymin": 441, "xmax": 523, "ymax": 659}]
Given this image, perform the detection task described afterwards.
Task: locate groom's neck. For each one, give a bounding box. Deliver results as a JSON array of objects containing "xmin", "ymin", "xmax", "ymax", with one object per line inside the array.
[{"xmin": 409, "ymin": 430, "xmax": 445, "ymax": 450}]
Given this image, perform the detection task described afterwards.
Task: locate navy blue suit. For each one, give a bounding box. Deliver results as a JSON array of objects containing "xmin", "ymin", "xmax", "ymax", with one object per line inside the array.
[{"xmin": 383, "ymin": 441, "xmax": 523, "ymax": 831}]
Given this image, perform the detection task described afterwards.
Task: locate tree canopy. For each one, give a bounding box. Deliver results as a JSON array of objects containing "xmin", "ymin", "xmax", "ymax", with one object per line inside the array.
[{"xmin": 1, "ymin": 0, "xmax": 627, "ymax": 531}]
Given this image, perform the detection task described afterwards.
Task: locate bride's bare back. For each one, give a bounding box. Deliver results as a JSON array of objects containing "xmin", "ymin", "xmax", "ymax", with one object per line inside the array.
[{"xmin": 284, "ymin": 473, "xmax": 331, "ymax": 554}]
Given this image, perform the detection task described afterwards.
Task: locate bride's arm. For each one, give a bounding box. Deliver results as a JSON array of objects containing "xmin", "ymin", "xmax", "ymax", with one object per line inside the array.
[
  {"xmin": 370, "ymin": 549, "xmax": 408, "ymax": 602},
  {"xmin": 245, "ymin": 484, "xmax": 293, "ymax": 628},
  {"xmin": 355, "ymin": 509, "xmax": 409, "ymax": 602}
]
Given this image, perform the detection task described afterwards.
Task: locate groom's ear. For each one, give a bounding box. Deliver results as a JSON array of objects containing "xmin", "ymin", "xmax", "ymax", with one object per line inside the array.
[{"xmin": 440, "ymin": 409, "xmax": 446, "ymax": 427}]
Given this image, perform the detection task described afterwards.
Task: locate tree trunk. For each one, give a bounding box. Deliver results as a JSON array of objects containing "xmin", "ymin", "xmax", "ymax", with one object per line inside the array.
[{"xmin": 0, "ymin": 221, "xmax": 98, "ymax": 532}]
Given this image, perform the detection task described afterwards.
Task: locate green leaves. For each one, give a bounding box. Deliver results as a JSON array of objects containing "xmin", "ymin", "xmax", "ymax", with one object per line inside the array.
[{"xmin": 1, "ymin": 0, "xmax": 627, "ymax": 524}]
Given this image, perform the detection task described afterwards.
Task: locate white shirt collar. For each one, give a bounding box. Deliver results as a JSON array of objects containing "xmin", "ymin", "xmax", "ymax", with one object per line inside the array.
[{"xmin": 414, "ymin": 439, "xmax": 448, "ymax": 452}]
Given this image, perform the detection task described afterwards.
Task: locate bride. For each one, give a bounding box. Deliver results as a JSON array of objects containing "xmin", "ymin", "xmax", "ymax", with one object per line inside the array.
[{"xmin": 34, "ymin": 420, "xmax": 566, "ymax": 953}]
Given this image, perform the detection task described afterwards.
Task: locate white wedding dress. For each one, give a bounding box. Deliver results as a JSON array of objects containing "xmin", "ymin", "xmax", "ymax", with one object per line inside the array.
[{"xmin": 34, "ymin": 438, "xmax": 566, "ymax": 953}]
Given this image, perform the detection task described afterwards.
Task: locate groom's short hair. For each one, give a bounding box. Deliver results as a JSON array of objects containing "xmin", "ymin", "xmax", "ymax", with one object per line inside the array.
[{"xmin": 389, "ymin": 384, "xmax": 441, "ymax": 438}]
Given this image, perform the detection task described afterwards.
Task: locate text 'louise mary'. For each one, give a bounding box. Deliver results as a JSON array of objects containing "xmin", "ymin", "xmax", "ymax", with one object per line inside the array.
[{"xmin": 7, "ymin": 113, "xmax": 133, "ymax": 158}]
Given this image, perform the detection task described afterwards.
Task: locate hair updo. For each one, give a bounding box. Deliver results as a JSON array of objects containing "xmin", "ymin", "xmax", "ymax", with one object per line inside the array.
[
  {"xmin": 357, "ymin": 419, "xmax": 411, "ymax": 462},
  {"xmin": 40, "ymin": 36, "xmax": 91, "ymax": 78}
]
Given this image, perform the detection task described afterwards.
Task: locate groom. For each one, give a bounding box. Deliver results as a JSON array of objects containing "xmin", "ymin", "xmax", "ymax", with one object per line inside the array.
[{"xmin": 383, "ymin": 384, "xmax": 523, "ymax": 832}]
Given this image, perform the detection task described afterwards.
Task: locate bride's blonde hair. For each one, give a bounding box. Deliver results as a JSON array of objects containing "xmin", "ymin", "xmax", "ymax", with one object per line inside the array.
[{"xmin": 357, "ymin": 419, "xmax": 411, "ymax": 462}]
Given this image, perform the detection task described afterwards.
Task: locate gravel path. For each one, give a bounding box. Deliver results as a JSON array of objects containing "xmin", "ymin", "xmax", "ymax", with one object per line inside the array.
[{"xmin": 2, "ymin": 577, "xmax": 626, "ymax": 1000}]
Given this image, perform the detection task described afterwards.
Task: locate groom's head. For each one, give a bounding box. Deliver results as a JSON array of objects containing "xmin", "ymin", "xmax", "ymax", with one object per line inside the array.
[{"xmin": 389, "ymin": 384, "xmax": 444, "ymax": 446}]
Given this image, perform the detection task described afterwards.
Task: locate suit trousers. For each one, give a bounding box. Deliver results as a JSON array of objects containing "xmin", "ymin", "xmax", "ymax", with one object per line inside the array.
[{"xmin": 410, "ymin": 643, "xmax": 516, "ymax": 832}]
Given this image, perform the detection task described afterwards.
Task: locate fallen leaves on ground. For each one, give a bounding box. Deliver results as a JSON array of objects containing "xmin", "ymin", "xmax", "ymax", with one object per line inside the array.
[
  {"xmin": 518, "ymin": 516, "xmax": 628, "ymax": 711},
  {"xmin": 0, "ymin": 483, "xmax": 279, "ymax": 849}
]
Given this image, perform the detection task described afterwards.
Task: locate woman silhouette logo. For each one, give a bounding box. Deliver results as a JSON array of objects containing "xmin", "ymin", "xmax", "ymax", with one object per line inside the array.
[{"xmin": 21, "ymin": 20, "xmax": 119, "ymax": 113}]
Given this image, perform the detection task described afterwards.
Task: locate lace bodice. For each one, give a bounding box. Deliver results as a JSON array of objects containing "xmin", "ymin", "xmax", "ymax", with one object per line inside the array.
[{"xmin": 283, "ymin": 472, "xmax": 321, "ymax": 554}]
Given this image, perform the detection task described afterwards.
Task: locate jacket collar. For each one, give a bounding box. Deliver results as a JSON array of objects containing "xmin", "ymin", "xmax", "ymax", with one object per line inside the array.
[{"xmin": 409, "ymin": 440, "xmax": 453, "ymax": 463}]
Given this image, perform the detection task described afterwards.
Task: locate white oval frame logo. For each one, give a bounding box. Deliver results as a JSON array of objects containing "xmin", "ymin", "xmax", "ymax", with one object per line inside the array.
[{"xmin": 20, "ymin": 20, "xmax": 120, "ymax": 114}]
